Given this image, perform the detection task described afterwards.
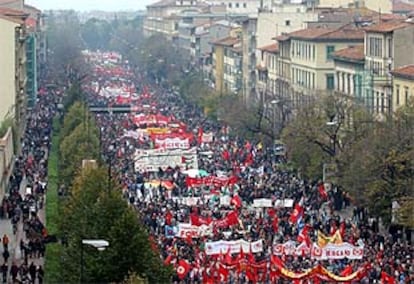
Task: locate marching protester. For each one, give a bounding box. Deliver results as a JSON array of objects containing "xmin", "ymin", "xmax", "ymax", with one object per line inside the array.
[{"xmin": 85, "ymin": 51, "xmax": 413, "ymax": 283}]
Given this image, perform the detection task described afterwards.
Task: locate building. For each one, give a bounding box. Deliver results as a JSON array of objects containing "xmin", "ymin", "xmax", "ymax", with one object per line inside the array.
[
  {"xmin": 143, "ymin": 0, "xmax": 208, "ymax": 41},
  {"xmin": 205, "ymin": 0, "xmax": 263, "ymax": 14},
  {"xmin": 332, "ymin": 45, "xmax": 365, "ymax": 100},
  {"xmin": 363, "ymin": 19, "xmax": 414, "ymax": 115},
  {"xmin": 390, "ymin": 65, "xmax": 414, "ymax": 110},
  {"xmin": 318, "ymin": 0, "xmax": 393, "ymax": 13},
  {"xmin": 210, "ymin": 32, "xmax": 242, "ymax": 94},
  {"xmin": 277, "ymin": 25, "xmax": 365, "ymax": 107},
  {"xmin": 392, "ymin": 0, "xmax": 414, "ymax": 15},
  {"xmin": 256, "ymin": 43, "xmax": 279, "ymax": 101},
  {"xmin": 0, "ymin": 9, "xmax": 27, "ymax": 132}
]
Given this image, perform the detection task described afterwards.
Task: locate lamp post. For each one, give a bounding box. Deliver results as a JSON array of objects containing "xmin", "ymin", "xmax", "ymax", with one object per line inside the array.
[{"xmin": 80, "ymin": 239, "xmax": 109, "ymax": 283}]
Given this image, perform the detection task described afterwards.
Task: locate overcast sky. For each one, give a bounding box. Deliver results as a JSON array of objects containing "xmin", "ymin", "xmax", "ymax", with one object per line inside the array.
[{"xmin": 26, "ymin": 0, "xmax": 156, "ymax": 11}]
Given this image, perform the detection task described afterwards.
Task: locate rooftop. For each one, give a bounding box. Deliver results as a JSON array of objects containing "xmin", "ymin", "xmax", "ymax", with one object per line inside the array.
[
  {"xmin": 393, "ymin": 0, "xmax": 414, "ymax": 12},
  {"xmin": 333, "ymin": 45, "xmax": 364, "ymax": 62},
  {"xmin": 391, "ymin": 64, "xmax": 414, "ymax": 80},
  {"xmin": 286, "ymin": 25, "xmax": 364, "ymax": 41},
  {"xmin": 364, "ymin": 19, "xmax": 412, "ymax": 33},
  {"xmin": 210, "ymin": 36, "xmax": 240, "ymax": 46},
  {"xmin": 258, "ymin": 43, "xmax": 279, "ymax": 53}
]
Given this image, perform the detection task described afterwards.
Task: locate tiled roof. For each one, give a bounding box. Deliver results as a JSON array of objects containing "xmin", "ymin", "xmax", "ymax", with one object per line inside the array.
[
  {"xmin": 210, "ymin": 36, "xmax": 240, "ymax": 46},
  {"xmin": 147, "ymin": 0, "xmax": 175, "ymax": 7},
  {"xmin": 364, "ymin": 20, "xmax": 412, "ymax": 33},
  {"xmin": 333, "ymin": 45, "xmax": 364, "ymax": 62},
  {"xmin": 273, "ymin": 34, "xmax": 290, "ymax": 41},
  {"xmin": 287, "ymin": 25, "xmax": 364, "ymax": 41},
  {"xmin": 393, "ymin": 0, "xmax": 414, "ymax": 12},
  {"xmin": 258, "ymin": 43, "xmax": 279, "ymax": 53},
  {"xmin": 391, "ymin": 64, "xmax": 414, "ymax": 80},
  {"xmin": 0, "ymin": 7, "xmax": 26, "ymax": 16}
]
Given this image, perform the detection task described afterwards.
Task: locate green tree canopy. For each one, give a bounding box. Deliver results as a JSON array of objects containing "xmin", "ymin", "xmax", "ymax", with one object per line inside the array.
[
  {"xmin": 60, "ymin": 167, "xmax": 172, "ymax": 283},
  {"xmin": 61, "ymin": 101, "xmax": 87, "ymax": 139},
  {"xmin": 59, "ymin": 120, "xmax": 100, "ymax": 185}
]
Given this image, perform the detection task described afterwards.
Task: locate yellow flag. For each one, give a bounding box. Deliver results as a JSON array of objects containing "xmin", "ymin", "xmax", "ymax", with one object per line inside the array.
[
  {"xmin": 317, "ymin": 230, "xmax": 330, "ymax": 247},
  {"xmin": 256, "ymin": 142, "xmax": 263, "ymax": 150},
  {"xmin": 331, "ymin": 230, "xmax": 343, "ymax": 244}
]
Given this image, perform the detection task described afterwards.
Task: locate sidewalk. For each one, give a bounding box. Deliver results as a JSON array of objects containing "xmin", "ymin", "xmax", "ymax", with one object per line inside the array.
[{"xmin": 0, "ymin": 177, "xmax": 45, "ymax": 283}]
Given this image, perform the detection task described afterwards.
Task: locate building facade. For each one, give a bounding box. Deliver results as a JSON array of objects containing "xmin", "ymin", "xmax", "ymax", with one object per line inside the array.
[
  {"xmin": 390, "ymin": 65, "xmax": 414, "ymax": 111},
  {"xmin": 363, "ymin": 19, "xmax": 414, "ymax": 115}
]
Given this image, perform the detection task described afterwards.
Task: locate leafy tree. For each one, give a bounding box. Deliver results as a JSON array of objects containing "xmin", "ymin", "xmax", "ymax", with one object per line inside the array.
[
  {"xmin": 60, "ymin": 168, "xmax": 172, "ymax": 283},
  {"xmin": 59, "ymin": 120, "xmax": 100, "ymax": 185},
  {"xmin": 61, "ymin": 101, "xmax": 87, "ymax": 139},
  {"xmin": 80, "ymin": 18, "xmax": 113, "ymax": 51}
]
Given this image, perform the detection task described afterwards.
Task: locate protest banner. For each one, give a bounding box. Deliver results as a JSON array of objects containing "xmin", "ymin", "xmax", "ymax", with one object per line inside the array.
[{"xmin": 205, "ymin": 239, "xmax": 263, "ymax": 255}]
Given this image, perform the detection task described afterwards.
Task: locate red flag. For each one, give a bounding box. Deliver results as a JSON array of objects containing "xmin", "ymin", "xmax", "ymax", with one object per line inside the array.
[
  {"xmin": 197, "ymin": 127, "xmax": 203, "ymax": 145},
  {"xmin": 340, "ymin": 265, "xmax": 353, "ymax": 276},
  {"xmin": 165, "ymin": 211, "xmax": 173, "ymax": 225},
  {"xmin": 190, "ymin": 213, "xmax": 211, "ymax": 226},
  {"xmin": 224, "ymin": 247, "xmax": 233, "ymax": 265},
  {"xmin": 237, "ymin": 245, "xmax": 245, "ymax": 262},
  {"xmin": 230, "ymin": 195, "xmax": 242, "ymax": 208},
  {"xmin": 164, "ymin": 254, "xmax": 173, "ymax": 266},
  {"xmin": 214, "ymin": 211, "xmax": 239, "ymax": 228},
  {"xmin": 218, "ymin": 264, "xmax": 229, "ymax": 282},
  {"xmin": 245, "ymin": 267, "xmax": 257, "ymax": 282},
  {"xmin": 248, "ymin": 244, "xmax": 255, "ymax": 264},
  {"xmin": 272, "ymin": 216, "xmax": 279, "ymax": 232},
  {"xmin": 176, "ymin": 259, "xmax": 191, "ymax": 280},
  {"xmin": 297, "ymin": 225, "xmax": 311, "ymax": 247},
  {"xmin": 222, "ymin": 149, "xmax": 230, "ymax": 161},
  {"xmin": 318, "ymin": 183, "xmax": 328, "ymax": 199},
  {"xmin": 289, "ymin": 203, "xmax": 303, "ymax": 224},
  {"xmin": 381, "ymin": 271, "xmax": 396, "ymax": 284},
  {"xmin": 339, "ymin": 221, "xmax": 346, "ymax": 238},
  {"xmin": 270, "ymin": 255, "xmax": 284, "ymax": 269}
]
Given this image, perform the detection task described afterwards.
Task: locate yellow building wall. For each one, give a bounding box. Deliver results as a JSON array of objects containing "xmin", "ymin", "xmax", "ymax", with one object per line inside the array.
[
  {"xmin": 393, "ymin": 77, "xmax": 414, "ymax": 111},
  {"xmin": 214, "ymin": 45, "xmax": 225, "ymax": 93},
  {"xmin": 318, "ymin": 0, "xmax": 356, "ymax": 8},
  {"xmin": 364, "ymin": 0, "xmax": 392, "ymax": 14},
  {"xmin": 0, "ymin": 18, "xmax": 18, "ymax": 122}
]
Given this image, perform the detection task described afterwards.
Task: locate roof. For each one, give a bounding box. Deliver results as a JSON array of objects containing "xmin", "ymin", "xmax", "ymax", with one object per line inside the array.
[
  {"xmin": 0, "ymin": 7, "xmax": 26, "ymax": 23},
  {"xmin": 333, "ymin": 45, "xmax": 364, "ymax": 63},
  {"xmin": 390, "ymin": 65, "xmax": 414, "ymax": 80},
  {"xmin": 273, "ymin": 34, "xmax": 290, "ymax": 41},
  {"xmin": 364, "ymin": 20, "xmax": 412, "ymax": 33},
  {"xmin": 393, "ymin": 0, "xmax": 414, "ymax": 12},
  {"xmin": 287, "ymin": 25, "xmax": 364, "ymax": 41},
  {"xmin": 210, "ymin": 36, "xmax": 240, "ymax": 46},
  {"xmin": 258, "ymin": 43, "xmax": 279, "ymax": 53},
  {"xmin": 147, "ymin": 0, "xmax": 175, "ymax": 7}
]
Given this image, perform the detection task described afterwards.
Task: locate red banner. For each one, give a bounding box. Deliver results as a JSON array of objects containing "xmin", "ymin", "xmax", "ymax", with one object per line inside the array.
[
  {"xmin": 185, "ymin": 176, "xmax": 238, "ymax": 188},
  {"xmin": 190, "ymin": 211, "xmax": 239, "ymax": 229}
]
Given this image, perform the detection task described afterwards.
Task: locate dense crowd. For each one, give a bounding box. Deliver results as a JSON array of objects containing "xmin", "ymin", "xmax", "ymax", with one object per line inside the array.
[
  {"xmin": 86, "ymin": 55, "xmax": 413, "ymax": 284},
  {"xmin": 0, "ymin": 82, "xmax": 60, "ymax": 283}
]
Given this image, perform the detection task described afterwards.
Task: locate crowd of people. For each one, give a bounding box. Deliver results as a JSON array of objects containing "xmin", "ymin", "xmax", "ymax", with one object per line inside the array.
[
  {"xmin": 0, "ymin": 81, "xmax": 59, "ymax": 283},
  {"xmin": 86, "ymin": 52, "xmax": 413, "ymax": 283}
]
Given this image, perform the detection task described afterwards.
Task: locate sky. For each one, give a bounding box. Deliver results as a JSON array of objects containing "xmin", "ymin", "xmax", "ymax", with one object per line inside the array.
[{"xmin": 25, "ymin": 0, "xmax": 156, "ymax": 11}]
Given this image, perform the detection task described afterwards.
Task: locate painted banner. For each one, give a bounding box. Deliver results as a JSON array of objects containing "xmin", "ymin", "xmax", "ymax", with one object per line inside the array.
[
  {"xmin": 252, "ymin": 198, "xmax": 273, "ymax": 208},
  {"xmin": 164, "ymin": 225, "xmax": 177, "ymax": 239},
  {"xmin": 274, "ymin": 199, "xmax": 294, "ymax": 208},
  {"xmin": 273, "ymin": 241, "xmax": 364, "ymax": 260},
  {"xmin": 154, "ymin": 137, "xmax": 190, "ymax": 149},
  {"xmin": 190, "ymin": 211, "xmax": 239, "ymax": 229},
  {"xmin": 201, "ymin": 132, "xmax": 214, "ymax": 143},
  {"xmin": 171, "ymin": 197, "xmax": 201, "ymax": 206},
  {"xmin": 185, "ymin": 175, "xmax": 238, "ymax": 188},
  {"xmin": 134, "ymin": 147, "xmax": 198, "ymax": 172},
  {"xmin": 176, "ymin": 223, "xmax": 212, "ymax": 238},
  {"xmin": 205, "ymin": 239, "xmax": 263, "ymax": 255}
]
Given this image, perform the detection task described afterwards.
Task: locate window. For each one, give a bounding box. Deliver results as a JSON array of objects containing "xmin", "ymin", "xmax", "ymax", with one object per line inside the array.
[
  {"xmin": 243, "ymin": 3, "xmax": 247, "ymax": 8},
  {"xmin": 235, "ymin": 3, "xmax": 239, "ymax": 8},
  {"xmin": 326, "ymin": 45, "xmax": 335, "ymax": 60},
  {"xmin": 228, "ymin": 3, "xmax": 232, "ymax": 8},
  {"xmin": 368, "ymin": 37, "xmax": 383, "ymax": 57},
  {"xmin": 326, "ymin": 74, "xmax": 334, "ymax": 90},
  {"xmin": 388, "ymin": 37, "xmax": 392, "ymax": 58},
  {"xmin": 396, "ymin": 84, "xmax": 400, "ymax": 106},
  {"xmin": 405, "ymin": 87, "xmax": 409, "ymax": 104},
  {"xmin": 285, "ymin": 20, "xmax": 290, "ymax": 26}
]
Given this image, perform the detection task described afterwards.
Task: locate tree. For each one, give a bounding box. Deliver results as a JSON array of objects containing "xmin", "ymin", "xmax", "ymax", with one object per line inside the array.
[
  {"xmin": 59, "ymin": 168, "xmax": 172, "ymax": 283},
  {"xmin": 61, "ymin": 101, "xmax": 88, "ymax": 139},
  {"xmin": 281, "ymin": 94, "xmax": 374, "ymax": 179},
  {"xmin": 80, "ymin": 18, "xmax": 113, "ymax": 51},
  {"xmin": 59, "ymin": 120, "xmax": 100, "ymax": 185}
]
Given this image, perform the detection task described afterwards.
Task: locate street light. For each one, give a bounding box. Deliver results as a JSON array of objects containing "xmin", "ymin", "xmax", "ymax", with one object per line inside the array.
[{"xmin": 80, "ymin": 239, "xmax": 109, "ymax": 283}]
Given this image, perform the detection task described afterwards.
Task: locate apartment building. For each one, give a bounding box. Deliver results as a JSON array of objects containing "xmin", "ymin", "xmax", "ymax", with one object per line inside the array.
[
  {"xmin": 143, "ymin": 0, "xmax": 207, "ymax": 41},
  {"xmin": 257, "ymin": 43, "xmax": 279, "ymax": 101},
  {"xmin": 211, "ymin": 32, "xmax": 242, "ymax": 94},
  {"xmin": 276, "ymin": 25, "xmax": 365, "ymax": 106},
  {"xmin": 318, "ymin": 0, "xmax": 393, "ymax": 13},
  {"xmin": 0, "ymin": 9, "xmax": 27, "ymax": 131},
  {"xmin": 390, "ymin": 65, "xmax": 414, "ymax": 111},
  {"xmin": 332, "ymin": 45, "xmax": 365, "ymax": 99},
  {"xmin": 206, "ymin": 0, "xmax": 263, "ymax": 14},
  {"xmin": 363, "ymin": 19, "xmax": 414, "ymax": 115}
]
